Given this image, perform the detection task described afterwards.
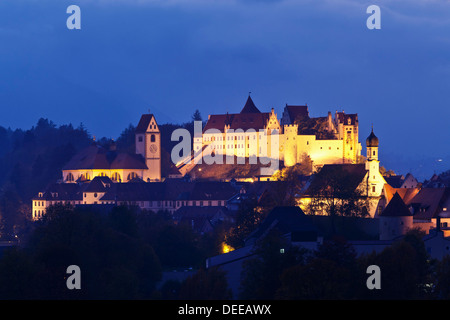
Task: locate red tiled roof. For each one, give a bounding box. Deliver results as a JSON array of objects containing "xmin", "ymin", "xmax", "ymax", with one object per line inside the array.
[
  {"xmin": 410, "ymin": 187, "xmax": 450, "ymax": 220},
  {"xmin": 204, "ymin": 112, "xmax": 271, "ymax": 132},
  {"xmin": 203, "ymin": 97, "xmax": 271, "ymax": 132},
  {"xmin": 63, "ymin": 144, "xmax": 147, "ymax": 170}
]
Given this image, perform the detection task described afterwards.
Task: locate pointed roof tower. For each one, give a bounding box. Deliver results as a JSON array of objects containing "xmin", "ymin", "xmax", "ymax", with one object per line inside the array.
[
  {"xmin": 240, "ymin": 95, "xmax": 261, "ymax": 114},
  {"xmin": 380, "ymin": 192, "xmax": 412, "ymax": 217},
  {"xmin": 366, "ymin": 127, "xmax": 379, "ymax": 148}
]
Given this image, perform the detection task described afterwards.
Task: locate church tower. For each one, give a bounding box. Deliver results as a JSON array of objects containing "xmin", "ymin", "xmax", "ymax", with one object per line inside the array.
[
  {"xmin": 135, "ymin": 114, "xmax": 161, "ymax": 182},
  {"xmin": 366, "ymin": 127, "xmax": 379, "ymax": 162},
  {"xmin": 365, "ymin": 128, "xmax": 383, "ymax": 198}
]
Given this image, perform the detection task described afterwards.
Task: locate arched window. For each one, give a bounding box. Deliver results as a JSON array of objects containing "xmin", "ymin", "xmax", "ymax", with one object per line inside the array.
[
  {"xmin": 66, "ymin": 172, "xmax": 74, "ymax": 182},
  {"xmin": 151, "ymin": 134, "xmax": 156, "ymax": 142},
  {"xmin": 112, "ymin": 172, "xmax": 121, "ymax": 182},
  {"xmin": 127, "ymin": 172, "xmax": 138, "ymax": 181}
]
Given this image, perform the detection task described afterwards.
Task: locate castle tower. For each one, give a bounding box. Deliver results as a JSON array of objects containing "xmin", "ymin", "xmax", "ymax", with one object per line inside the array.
[
  {"xmin": 283, "ymin": 124, "xmax": 298, "ymax": 167},
  {"xmin": 135, "ymin": 114, "xmax": 161, "ymax": 182}
]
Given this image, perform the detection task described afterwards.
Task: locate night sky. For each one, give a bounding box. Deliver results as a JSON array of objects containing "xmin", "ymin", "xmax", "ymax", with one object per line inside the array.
[{"xmin": 0, "ymin": 0, "xmax": 449, "ymax": 180}]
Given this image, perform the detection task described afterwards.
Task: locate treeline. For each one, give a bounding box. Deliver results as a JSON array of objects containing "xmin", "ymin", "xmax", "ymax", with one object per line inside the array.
[
  {"xmin": 237, "ymin": 229, "xmax": 450, "ymax": 300},
  {"xmin": 0, "ymin": 204, "xmax": 225, "ymax": 299}
]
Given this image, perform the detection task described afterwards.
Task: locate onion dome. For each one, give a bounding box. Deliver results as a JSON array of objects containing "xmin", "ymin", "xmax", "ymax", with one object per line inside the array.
[{"xmin": 366, "ymin": 128, "xmax": 379, "ymax": 147}]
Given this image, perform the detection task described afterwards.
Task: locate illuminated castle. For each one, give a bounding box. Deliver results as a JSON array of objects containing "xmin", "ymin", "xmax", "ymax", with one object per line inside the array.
[{"xmin": 199, "ymin": 95, "xmax": 362, "ymax": 172}]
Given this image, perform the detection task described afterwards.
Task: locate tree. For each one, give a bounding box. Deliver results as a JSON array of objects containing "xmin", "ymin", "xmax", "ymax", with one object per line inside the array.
[
  {"xmin": 239, "ymin": 230, "xmax": 307, "ymax": 299},
  {"xmin": 0, "ymin": 188, "xmax": 27, "ymax": 238},
  {"xmin": 191, "ymin": 109, "xmax": 202, "ymax": 122},
  {"xmin": 178, "ymin": 267, "xmax": 232, "ymax": 300},
  {"xmin": 434, "ymin": 255, "xmax": 450, "ymax": 299},
  {"xmin": 20, "ymin": 205, "xmax": 162, "ymax": 299},
  {"xmin": 277, "ymin": 237, "xmax": 359, "ymax": 299},
  {"xmin": 356, "ymin": 230, "xmax": 433, "ymax": 299},
  {"xmin": 116, "ymin": 124, "xmax": 136, "ymax": 153},
  {"xmin": 225, "ymin": 196, "xmax": 262, "ymax": 249},
  {"xmin": 306, "ymin": 167, "xmax": 369, "ymax": 233}
]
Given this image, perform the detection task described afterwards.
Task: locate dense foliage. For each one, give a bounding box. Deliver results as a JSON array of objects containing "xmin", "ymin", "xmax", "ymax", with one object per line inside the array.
[{"xmin": 0, "ymin": 204, "xmax": 224, "ymax": 299}]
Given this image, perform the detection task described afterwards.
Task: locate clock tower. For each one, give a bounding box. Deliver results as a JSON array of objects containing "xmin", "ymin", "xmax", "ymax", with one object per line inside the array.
[{"xmin": 135, "ymin": 114, "xmax": 161, "ymax": 182}]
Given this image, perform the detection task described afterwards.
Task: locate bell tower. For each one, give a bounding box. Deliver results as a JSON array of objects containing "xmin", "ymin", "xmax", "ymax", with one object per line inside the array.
[
  {"xmin": 135, "ymin": 114, "xmax": 161, "ymax": 182},
  {"xmin": 365, "ymin": 127, "xmax": 382, "ymax": 198},
  {"xmin": 366, "ymin": 127, "xmax": 379, "ymax": 162}
]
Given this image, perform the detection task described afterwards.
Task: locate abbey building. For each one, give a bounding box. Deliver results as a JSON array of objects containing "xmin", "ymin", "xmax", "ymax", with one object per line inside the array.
[{"xmin": 62, "ymin": 114, "xmax": 161, "ymax": 184}]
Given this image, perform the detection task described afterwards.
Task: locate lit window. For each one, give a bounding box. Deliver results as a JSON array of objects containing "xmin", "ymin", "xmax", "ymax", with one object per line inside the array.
[{"xmin": 127, "ymin": 172, "xmax": 138, "ymax": 181}]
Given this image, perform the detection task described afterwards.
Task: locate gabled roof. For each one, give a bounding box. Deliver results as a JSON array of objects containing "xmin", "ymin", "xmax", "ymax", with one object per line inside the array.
[
  {"xmin": 63, "ymin": 144, "xmax": 111, "ymax": 170},
  {"xmin": 379, "ymin": 192, "xmax": 412, "ymax": 217},
  {"xmin": 110, "ymin": 153, "xmax": 147, "ymax": 169},
  {"xmin": 410, "ymin": 187, "xmax": 450, "ymax": 220},
  {"xmin": 135, "ymin": 114, "xmax": 156, "ymax": 133},
  {"xmin": 284, "ymin": 104, "xmax": 309, "ymax": 123},
  {"xmin": 382, "ymin": 184, "xmax": 420, "ymax": 205},
  {"xmin": 98, "ymin": 180, "xmax": 239, "ymax": 202},
  {"xmin": 385, "ymin": 175, "xmax": 404, "ymax": 188},
  {"xmin": 246, "ymin": 206, "xmax": 317, "ymax": 244},
  {"xmin": 62, "ymin": 144, "xmax": 147, "ymax": 171},
  {"xmin": 84, "ymin": 176, "xmax": 113, "ymax": 193},
  {"xmin": 203, "ymin": 97, "xmax": 271, "ymax": 132},
  {"xmin": 99, "ymin": 182, "xmax": 165, "ymax": 201},
  {"xmin": 203, "ymin": 112, "xmax": 271, "ymax": 132},
  {"xmin": 33, "ymin": 182, "xmax": 84, "ymax": 201}
]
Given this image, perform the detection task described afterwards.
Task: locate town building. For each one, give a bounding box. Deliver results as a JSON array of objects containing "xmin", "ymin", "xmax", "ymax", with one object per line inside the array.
[
  {"xmin": 32, "ymin": 177, "xmax": 240, "ymax": 220},
  {"xmin": 298, "ymin": 129, "xmax": 386, "ymax": 217}
]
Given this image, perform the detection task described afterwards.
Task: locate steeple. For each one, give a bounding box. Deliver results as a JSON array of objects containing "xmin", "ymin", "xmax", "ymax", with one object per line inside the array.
[
  {"xmin": 366, "ymin": 127, "xmax": 379, "ymax": 148},
  {"xmin": 366, "ymin": 127, "xmax": 379, "ymax": 161},
  {"xmin": 240, "ymin": 95, "xmax": 261, "ymax": 114}
]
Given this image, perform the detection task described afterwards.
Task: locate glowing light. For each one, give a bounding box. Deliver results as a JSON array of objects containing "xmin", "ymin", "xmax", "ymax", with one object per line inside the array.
[{"xmin": 221, "ymin": 242, "xmax": 234, "ymax": 254}]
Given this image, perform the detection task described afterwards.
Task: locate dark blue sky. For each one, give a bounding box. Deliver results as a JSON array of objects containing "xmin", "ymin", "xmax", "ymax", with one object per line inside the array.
[{"xmin": 0, "ymin": 0, "xmax": 449, "ymax": 180}]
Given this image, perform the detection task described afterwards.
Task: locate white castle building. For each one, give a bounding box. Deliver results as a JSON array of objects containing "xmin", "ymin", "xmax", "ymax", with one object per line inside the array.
[{"xmin": 196, "ymin": 95, "xmax": 362, "ymax": 172}]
